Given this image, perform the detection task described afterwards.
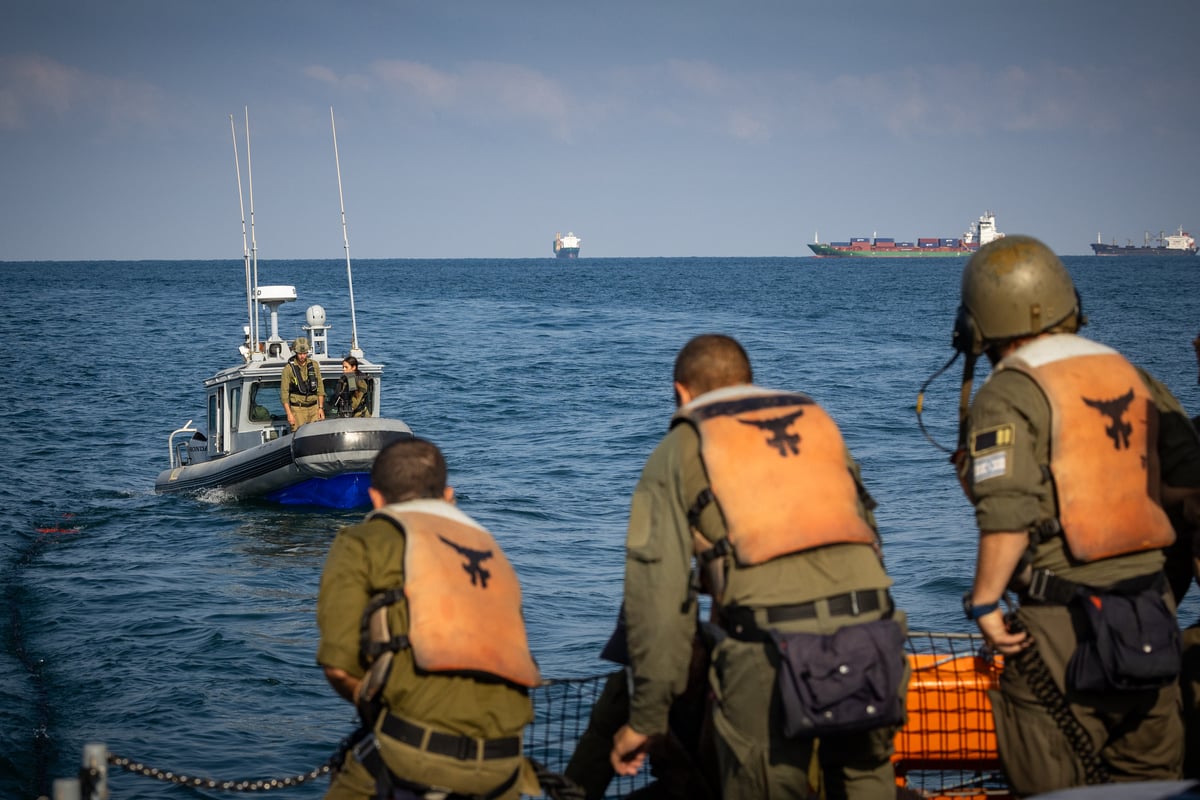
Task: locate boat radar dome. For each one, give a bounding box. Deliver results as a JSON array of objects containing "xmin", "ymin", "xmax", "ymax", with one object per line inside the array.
[
  {"xmin": 256, "ymin": 285, "xmax": 297, "ymax": 304},
  {"xmin": 304, "ymin": 304, "xmax": 330, "ymax": 356}
]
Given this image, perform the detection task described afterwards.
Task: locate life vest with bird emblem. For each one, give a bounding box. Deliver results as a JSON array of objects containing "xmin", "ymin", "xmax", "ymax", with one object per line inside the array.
[
  {"xmin": 997, "ymin": 334, "xmax": 1174, "ymax": 562},
  {"xmin": 365, "ymin": 503, "xmax": 541, "ymax": 688},
  {"xmin": 674, "ymin": 385, "xmax": 876, "ymax": 566}
]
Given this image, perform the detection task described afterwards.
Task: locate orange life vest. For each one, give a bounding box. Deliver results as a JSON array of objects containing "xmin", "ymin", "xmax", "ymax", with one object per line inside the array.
[
  {"xmin": 998, "ymin": 334, "xmax": 1174, "ymax": 562},
  {"xmin": 674, "ymin": 386, "xmax": 876, "ymax": 565},
  {"xmin": 370, "ymin": 503, "xmax": 541, "ymax": 687}
]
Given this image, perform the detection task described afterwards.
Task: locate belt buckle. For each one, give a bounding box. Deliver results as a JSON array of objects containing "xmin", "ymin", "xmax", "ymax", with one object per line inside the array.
[
  {"xmin": 1027, "ymin": 568, "xmax": 1051, "ymax": 602},
  {"xmin": 849, "ymin": 590, "xmax": 861, "ymax": 616},
  {"xmin": 352, "ymin": 733, "xmax": 379, "ymax": 763},
  {"xmin": 456, "ymin": 736, "xmax": 478, "ymax": 761}
]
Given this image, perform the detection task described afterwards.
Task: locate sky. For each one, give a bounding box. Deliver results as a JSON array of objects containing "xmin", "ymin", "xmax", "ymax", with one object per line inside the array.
[{"xmin": 2, "ymin": 0, "xmax": 1198, "ymax": 260}]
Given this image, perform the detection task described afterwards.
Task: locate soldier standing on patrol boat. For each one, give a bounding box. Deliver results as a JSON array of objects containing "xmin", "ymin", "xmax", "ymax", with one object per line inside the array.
[{"xmin": 282, "ymin": 337, "xmax": 325, "ymax": 431}]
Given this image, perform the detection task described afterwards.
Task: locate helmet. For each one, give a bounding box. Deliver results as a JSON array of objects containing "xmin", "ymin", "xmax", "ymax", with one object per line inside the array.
[
  {"xmin": 954, "ymin": 234, "xmax": 1080, "ymax": 356},
  {"xmin": 293, "ymin": 337, "xmax": 310, "ymax": 354}
]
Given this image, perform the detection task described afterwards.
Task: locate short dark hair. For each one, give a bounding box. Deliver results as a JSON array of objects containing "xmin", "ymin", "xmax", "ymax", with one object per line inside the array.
[
  {"xmin": 370, "ymin": 438, "xmax": 447, "ymax": 503},
  {"xmin": 673, "ymin": 334, "xmax": 752, "ymax": 396}
]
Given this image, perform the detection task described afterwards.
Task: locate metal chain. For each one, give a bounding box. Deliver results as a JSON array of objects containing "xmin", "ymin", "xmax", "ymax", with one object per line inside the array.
[{"xmin": 102, "ymin": 728, "xmax": 364, "ymax": 793}]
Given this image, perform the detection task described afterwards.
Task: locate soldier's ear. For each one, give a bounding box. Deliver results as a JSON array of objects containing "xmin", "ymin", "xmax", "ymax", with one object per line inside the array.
[
  {"xmin": 368, "ymin": 487, "xmax": 388, "ymax": 510},
  {"xmin": 675, "ymin": 381, "xmax": 695, "ymax": 407},
  {"xmin": 443, "ymin": 486, "xmax": 455, "ymax": 504}
]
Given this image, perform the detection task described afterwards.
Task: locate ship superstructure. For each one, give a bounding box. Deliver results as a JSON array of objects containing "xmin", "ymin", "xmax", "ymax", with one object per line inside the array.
[{"xmin": 553, "ymin": 231, "xmax": 581, "ymax": 259}]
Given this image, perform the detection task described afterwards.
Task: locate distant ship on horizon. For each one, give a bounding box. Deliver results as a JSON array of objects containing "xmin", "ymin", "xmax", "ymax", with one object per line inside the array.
[
  {"xmin": 808, "ymin": 211, "xmax": 1003, "ymax": 258},
  {"xmin": 553, "ymin": 231, "xmax": 581, "ymax": 259},
  {"xmin": 1090, "ymin": 226, "xmax": 1196, "ymax": 256}
]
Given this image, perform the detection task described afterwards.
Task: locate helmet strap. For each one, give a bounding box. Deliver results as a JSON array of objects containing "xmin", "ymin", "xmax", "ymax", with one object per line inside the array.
[{"xmin": 956, "ymin": 353, "xmax": 978, "ymax": 452}]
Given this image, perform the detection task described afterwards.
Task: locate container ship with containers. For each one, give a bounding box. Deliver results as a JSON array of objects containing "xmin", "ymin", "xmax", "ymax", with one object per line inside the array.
[
  {"xmin": 552, "ymin": 231, "xmax": 581, "ymax": 259},
  {"xmin": 1090, "ymin": 226, "xmax": 1197, "ymax": 256},
  {"xmin": 808, "ymin": 211, "xmax": 1003, "ymax": 258}
]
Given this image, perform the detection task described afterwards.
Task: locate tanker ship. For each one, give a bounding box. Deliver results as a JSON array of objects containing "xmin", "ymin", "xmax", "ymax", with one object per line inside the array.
[
  {"xmin": 553, "ymin": 231, "xmax": 581, "ymax": 259},
  {"xmin": 808, "ymin": 211, "xmax": 1003, "ymax": 258},
  {"xmin": 1090, "ymin": 226, "xmax": 1197, "ymax": 256}
]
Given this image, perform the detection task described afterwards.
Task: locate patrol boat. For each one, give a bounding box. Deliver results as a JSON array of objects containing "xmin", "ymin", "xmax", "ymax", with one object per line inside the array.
[{"xmin": 154, "ymin": 109, "xmax": 414, "ymax": 509}]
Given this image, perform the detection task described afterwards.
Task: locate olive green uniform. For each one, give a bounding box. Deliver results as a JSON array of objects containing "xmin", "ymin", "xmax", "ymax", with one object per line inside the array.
[
  {"xmin": 334, "ymin": 373, "xmax": 372, "ymax": 418},
  {"xmin": 963, "ymin": 349, "xmax": 1187, "ymax": 795},
  {"xmin": 282, "ymin": 358, "xmax": 324, "ymax": 431},
  {"xmin": 1141, "ymin": 370, "xmax": 1200, "ymax": 603},
  {"xmin": 1143, "ymin": 371, "xmax": 1200, "ymax": 779},
  {"xmin": 623, "ymin": 417, "xmax": 905, "ymax": 800},
  {"xmin": 317, "ymin": 509, "xmax": 533, "ymax": 800}
]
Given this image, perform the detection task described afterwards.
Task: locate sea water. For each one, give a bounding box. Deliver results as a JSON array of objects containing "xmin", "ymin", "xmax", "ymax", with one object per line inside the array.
[{"xmin": 1, "ymin": 256, "xmax": 1197, "ymax": 798}]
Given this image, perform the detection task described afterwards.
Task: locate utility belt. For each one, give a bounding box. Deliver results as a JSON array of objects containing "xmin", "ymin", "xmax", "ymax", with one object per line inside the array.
[
  {"xmin": 721, "ymin": 589, "xmax": 905, "ymax": 738},
  {"xmin": 721, "ymin": 588, "xmax": 893, "ymax": 643},
  {"xmin": 1021, "ymin": 567, "xmax": 1166, "ymax": 605},
  {"xmin": 1018, "ymin": 568, "xmax": 1178, "ymax": 695},
  {"xmin": 289, "ymin": 396, "xmax": 318, "ymax": 408},
  {"xmin": 351, "ymin": 713, "xmax": 522, "ymax": 799},
  {"xmin": 378, "ymin": 712, "xmax": 521, "ymax": 761}
]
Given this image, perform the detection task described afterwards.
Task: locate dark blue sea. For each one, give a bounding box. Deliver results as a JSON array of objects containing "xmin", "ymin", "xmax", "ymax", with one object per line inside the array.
[{"xmin": 2, "ymin": 256, "xmax": 1198, "ymax": 799}]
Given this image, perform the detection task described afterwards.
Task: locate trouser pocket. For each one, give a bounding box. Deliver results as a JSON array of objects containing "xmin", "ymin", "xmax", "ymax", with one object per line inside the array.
[
  {"xmin": 711, "ymin": 702, "xmax": 769, "ymax": 800},
  {"xmin": 989, "ymin": 687, "xmax": 1086, "ymax": 796}
]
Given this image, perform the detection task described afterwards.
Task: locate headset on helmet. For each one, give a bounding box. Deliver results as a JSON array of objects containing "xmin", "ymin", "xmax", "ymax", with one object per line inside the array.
[
  {"xmin": 953, "ymin": 234, "xmax": 1083, "ymax": 356},
  {"xmin": 919, "ymin": 234, "xmax": 1084, "ymax": 455}
]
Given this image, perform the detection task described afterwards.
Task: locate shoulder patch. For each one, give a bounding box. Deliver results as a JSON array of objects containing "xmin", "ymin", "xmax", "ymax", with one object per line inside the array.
[
  {"xmin": 970, "ymin": 424, "xmax": 1015, "ymax": 455},
  {"xmin": 972, "ymin": 451, "xmax": 1009, "ymax": 483}
]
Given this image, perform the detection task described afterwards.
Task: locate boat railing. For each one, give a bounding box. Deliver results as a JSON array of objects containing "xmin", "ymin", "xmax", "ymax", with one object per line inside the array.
[
  {"xmin": 166, "ymin": 420, "xmax": 197, "ymax": 469},
  {"xmin": 525, "ymin": 630, "xmax": 1009, "ymax": 800},
  {"xmin": 50, "ymin": 631, "xmax": 1011, "ymax": 799}
]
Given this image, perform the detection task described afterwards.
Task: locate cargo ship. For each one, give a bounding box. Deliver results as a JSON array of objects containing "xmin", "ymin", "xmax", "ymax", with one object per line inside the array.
[
  {"xmin": 1090, "ymin": 226, "xmax": 1197, "ymax": 256},
  {"xmin": 553, "ymin": 231, "xmax": 581, "ymax": 259},
  {"xmin": 808, "ymin": 211, "xmax": 1003, "ymax": 258}
]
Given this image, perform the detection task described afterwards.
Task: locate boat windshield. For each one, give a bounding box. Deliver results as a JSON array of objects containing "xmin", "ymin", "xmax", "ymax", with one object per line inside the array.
[{"xmin": 247, "ymin": 381, "xmax": 287, "ymax": 424}]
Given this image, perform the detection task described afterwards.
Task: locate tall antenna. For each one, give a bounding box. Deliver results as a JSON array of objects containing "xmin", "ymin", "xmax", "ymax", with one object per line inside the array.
[
  {"xmin": 245, "ymin": 106, "xmax": 261, "ymax": 348},
  {"xmin": 230, "ymin": 114, "xmax": 255, "ymax": 356},
  {"xmin": 330, "ymin": 107, "xmax": 362, "ymax": 357}
]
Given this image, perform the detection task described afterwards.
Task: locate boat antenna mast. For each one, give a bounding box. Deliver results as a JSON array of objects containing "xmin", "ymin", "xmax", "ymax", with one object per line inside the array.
[
  {"xmin": 245, "ymin": 107, "xmax": 262, "ymax": 351},
  {"xmin": 330, "ymin": 107, "xmax": 362, "ymax": 358},
  {"xmin": 230, "ymin": 114, "xmax": 256, "ymax": 360}
]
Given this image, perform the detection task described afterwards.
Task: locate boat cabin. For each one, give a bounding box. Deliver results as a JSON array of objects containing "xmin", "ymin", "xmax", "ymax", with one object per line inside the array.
[{"xmin": 167, "ymin": 289, "xmax": 385, "ymax": 470}]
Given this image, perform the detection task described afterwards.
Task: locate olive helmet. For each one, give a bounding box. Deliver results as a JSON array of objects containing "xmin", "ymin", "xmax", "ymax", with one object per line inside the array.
[{"xmin": 954, "ymin": 234, "xmax": 1081, "ymax": 356}]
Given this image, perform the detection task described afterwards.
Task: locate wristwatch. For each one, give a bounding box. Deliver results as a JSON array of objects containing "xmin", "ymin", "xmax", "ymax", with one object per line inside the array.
[{"xmin": 962, "ymin": 591, "xmax": 1000, "ymax": 621}]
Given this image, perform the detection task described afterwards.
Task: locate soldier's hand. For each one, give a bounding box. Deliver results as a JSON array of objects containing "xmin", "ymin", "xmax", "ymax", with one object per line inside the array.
[
  {"xmin": 977, "ymin": 609, "xmax": 1030, "ymax": 655},
  {"xmin": 610, "ymin": 724, "xmax": 650, "ymax": 777}
]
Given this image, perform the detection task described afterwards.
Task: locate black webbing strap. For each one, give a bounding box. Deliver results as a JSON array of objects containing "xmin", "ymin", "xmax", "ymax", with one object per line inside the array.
[
  {"xmin": 1024, "ymin": 568, "xmax": 1167, "ymax": 605},
  {"xmin": 687, "ymin": 488, "xmax": 714, "ymax": 528},
  {"xmin": 359, "ymin": 588, "xmax": 411, "ymax": 665}
]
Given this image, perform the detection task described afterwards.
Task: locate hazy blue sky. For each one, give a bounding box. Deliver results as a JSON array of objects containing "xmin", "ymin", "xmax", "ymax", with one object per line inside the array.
[{"xmin": 2, "ymin": 1, "xmax": 1197, "ymax": 260}]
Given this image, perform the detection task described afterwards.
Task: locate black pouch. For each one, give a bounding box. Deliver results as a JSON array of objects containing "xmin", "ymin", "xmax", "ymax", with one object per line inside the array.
[
  {"xmin": 1066, "ymin": 583, "xmax": 1181, "ymax": 693},
  {"xmin": 768, "ymin": 618, "xmax": 906, "ymax": 738}
]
